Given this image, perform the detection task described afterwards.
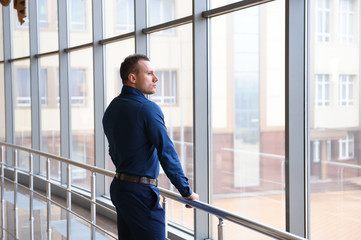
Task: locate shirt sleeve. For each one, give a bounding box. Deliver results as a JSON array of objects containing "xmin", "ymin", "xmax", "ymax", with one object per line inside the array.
[{"xmin": 142, "ymin": 101, "xmax": 192, "ymax": 197}]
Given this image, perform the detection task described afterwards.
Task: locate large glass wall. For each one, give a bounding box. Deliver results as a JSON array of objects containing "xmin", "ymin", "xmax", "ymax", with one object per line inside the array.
[
  {"xmin": 39, "ymin": 55, "xmax": 61, "ymax": 180},
  {"xmin": 104, "ymin": 38, "xmax": 135, "ymax": 194},
  {"xmin": 148, "ymin": 0, "xmax": 192, "ymax": 26},
  {"xmin": 210, "ymin": 0, "xmax": 247, "ymax": 9},
  {"xmin": 309, "ymin": 0, "xmax": 361, "ymax": 238},
  {"xmin": 70, "ymin": 48, "xmax": 94, "ymax": 190},
  {"xmin": 69, "ymin": 0, "xmax": 92, "ymax": 47},
  {"xmin": 0, "ymin": 5, "xmax": 3, "ymax": 61},
  {"xmin": 0, "ymin": 6, "xmax": 4, "ymax": 142},
  {"xmin": 0, "ymin": 62, "xmax": 4, "ymax": 142},
  {"xmin": 39, "ymin": 0, "xmax": 58, "ymax": 53},
  {"xmin": 13, "ymin": 60, "xmax": 32, "ymax": 170},
  {"xmin": 2, "ymin": 0, "xmax": 360, "ymax": 239},
  {"xmin": 104, "ymin": 0, "xmax": 135, "ymax": 38},
  {"xmin": 11, "ymin": 0, "xmax": 29, "ymax": 58},
  {"xmin": 149, "ymin": 23, "xmax": 194, "ymax": 230},
  {"xmin": 210, "ymin": 0, "xmax": 286, "ymax": 238}
]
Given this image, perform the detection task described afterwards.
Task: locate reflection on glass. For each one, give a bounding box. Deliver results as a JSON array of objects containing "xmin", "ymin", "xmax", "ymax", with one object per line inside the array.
[
  {"xmin": 310, "ymin": 0, "xmax": 361, "ymax": 239},
  {"xmin": 210, "ymin": 1, "xmax": 285, "ymax": 236},
  {"xmin": 148, "ymin": 0, "xmax": 192, "ymax": 26},
  {"xmin": 39, "ymin": 56, "xmax": 61, "ymax": 181},
  {"xmin": 149, "ymin": 24, "xmax": 194, "ymax": 230},
  {"xmin": 12, "ymin": 0, "xmax": 30, "ymax": 58},
  {"xmin": 69, "ymin": 0, "xmax": 92, "ymax": 47},
  {"xmin": 39, "ymin": 0, "xmax": 59, "ymax": 53},
  {"xmin": 13, "ymin": 60, "xmax": 32, "ymax": 169},
  {"xmin": 0, "ymin": 64, "xmax": 4, "ymax": 141},
  {"xmin": 104, "ymin": 0, "xmax": 135, "ymax": 38},
  {"xmin": 104, "ymin": 39, "xmax": 134, "ymax": 195},
  {"xmin": 70, "ymin": 48, "xmax": 94, "ymax": 190}
]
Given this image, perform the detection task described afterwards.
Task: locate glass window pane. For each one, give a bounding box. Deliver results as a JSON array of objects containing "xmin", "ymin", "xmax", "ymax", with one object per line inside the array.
[
  {"xmin": 40, "ymin": 56, "xmax": 61, "ymax": 181},
  {"xmin": 210, "ymin": 0, "xmax": 248, "ymax": 9},
  {"xmin": 310, "ymin": 0, "xmax": 361, "ymax": 238},
  {"xmin": 210, "ymin": 0, "xmax": 286, "ymax": 234},
  {"xmin": 39, "ymin": 0, "xmax": 58, "ymax": 53},
  {"xmin": 70, "ymin": 48, "xmax": 94, "ymax": 190},
  {"xmin": 211, "ymin": 215, "xmax": 275, "ymax": 239},
  {"xmin": 0, "ymin": 7, "xmax": 3, "ymax": 61},
  {"xmin": 13, "ymin": 60, "xmax": 32, "ymax": 169},
  {"xmin": 38, "ymin": 0, "xmax": 48, "ymax": 28},
  {"xmin": 149, "ymin": 24, "xmax": 194, "ymax": 230},
  {"xmin": 0, "ymin": 63, "xmax": 4, "ymax": 141},
  {"xmin": 104, "ymin": 0, "xmax": 135, "ymax": 38},
  {"xmin": 16, "ymin": 68, "xmax": 31, "ymax": 106},
  {"xmin": 148, "ymin": 0, "xmax": 191, "ymax": 26},
  {"xmin": 69, "ymin": 0, "xmax": 92, "ymax": 47},
  {"xmin": 12, "ymin": 0, "xmax": 30, "ymax": 58},
  {"xmin": 104, "ymin": 39, "xmax": 135, "ymax": 195}
]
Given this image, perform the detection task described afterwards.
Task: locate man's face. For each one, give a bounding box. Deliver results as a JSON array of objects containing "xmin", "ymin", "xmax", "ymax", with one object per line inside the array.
[{"xmin": 133, "ymin": 60, "xmax": 158, "ymax": 95}]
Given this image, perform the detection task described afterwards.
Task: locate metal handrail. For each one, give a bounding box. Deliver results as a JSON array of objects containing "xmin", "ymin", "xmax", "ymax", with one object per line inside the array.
[{"xmin": 0, "ymin": 142, "xmax": 305, "ymax": 240}]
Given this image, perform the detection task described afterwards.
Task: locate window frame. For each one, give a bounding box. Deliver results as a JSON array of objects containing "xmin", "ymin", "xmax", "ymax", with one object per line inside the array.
[
  {"xmin": 315, "ymin": 74, "xmax": 331, "ymax": 107},
  {"xmin": 150, "ymin": 70, "xmax": 177, "ymax": 105},
  {"xmin": 316, "ymin": 0, "xmax": 331, "ymax": 43},
  {"xmin": 338, "ymin": 134, "xmax": 355, "ymax": 160},
  {"xmin": 339, "ymin": 0, "xmax": 354, "ymax": 44},
  {"xmin": 338, "ymin": 74, "xmax": 354, "ymax": 106}
]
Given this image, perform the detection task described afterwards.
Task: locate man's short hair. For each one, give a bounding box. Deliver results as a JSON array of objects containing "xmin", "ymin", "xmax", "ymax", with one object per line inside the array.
[{"xmin": 120, "ymin": 54, "xmax": 150, "ymax": 84}]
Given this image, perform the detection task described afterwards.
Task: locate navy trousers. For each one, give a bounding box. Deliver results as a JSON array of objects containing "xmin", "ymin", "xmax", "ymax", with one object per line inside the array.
[{"xmin": 110, "ymin": 177, "xmax": 165, "ymax": 240}]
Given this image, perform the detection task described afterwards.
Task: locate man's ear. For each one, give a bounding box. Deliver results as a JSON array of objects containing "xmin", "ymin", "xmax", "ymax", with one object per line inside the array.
[{"xmin": 128, "ymin": 73, "xmax": 136, "ymax": 84}]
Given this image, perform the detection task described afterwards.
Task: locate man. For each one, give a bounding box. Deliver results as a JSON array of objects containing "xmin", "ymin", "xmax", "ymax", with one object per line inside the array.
[{"xmin": 102, "ymin": 54, "xmax": 199, "ymax": 240}]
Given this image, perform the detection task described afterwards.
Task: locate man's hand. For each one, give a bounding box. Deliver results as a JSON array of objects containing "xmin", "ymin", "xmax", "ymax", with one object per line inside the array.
[{"xmin": 184, "ymin": 193, "xmax": 199, "ymax": 208}]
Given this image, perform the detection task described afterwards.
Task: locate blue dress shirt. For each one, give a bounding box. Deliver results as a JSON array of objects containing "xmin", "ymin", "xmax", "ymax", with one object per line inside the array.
[{"xmin": 103, "ymin": 86, "xmax": 192, "ymax": 197}]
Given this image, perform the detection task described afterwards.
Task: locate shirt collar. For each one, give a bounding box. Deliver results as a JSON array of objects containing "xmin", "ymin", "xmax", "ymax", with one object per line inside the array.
[{"xmin": 120, "ymin": 85, "xmax": 146, "ymax": 98}]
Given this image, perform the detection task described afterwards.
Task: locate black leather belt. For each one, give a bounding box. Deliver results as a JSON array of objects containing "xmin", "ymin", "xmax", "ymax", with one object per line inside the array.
[{"xmin": 115, "ymin": 173, "xmax": 158, "ymax": 187}]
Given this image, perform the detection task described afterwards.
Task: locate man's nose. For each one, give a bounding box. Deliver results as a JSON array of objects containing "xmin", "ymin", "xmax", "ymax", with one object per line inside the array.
[{"xmin": 153, "ymin": 74, "xmax": 158, "ymax": 82}]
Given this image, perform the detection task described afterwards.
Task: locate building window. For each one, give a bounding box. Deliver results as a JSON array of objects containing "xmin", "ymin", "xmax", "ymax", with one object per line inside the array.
[
  {"xmin": 315, "ymin": 74, "xmax": 330, "ymax": 106},
  {"xmin": 338, "ymin": 74, "xmax": 354, "ymax": 106},
  {"xmin": 16, "ymin": 68, "xmax": 31, "ymax": 106},
  {"xmin": 116, "ymin": 0, "xmax": 134, "ymax": 33},
  {"xmin": 16, "ymin": 68, "xmax": 47, "ymax": 106},
  {"xmin": 316, "ymin": 0, "xmax": 331, "ymax": 42},
  {"xmin": 69, "ymin": 0, "xmax": 85, "ymax": 30},
  {"xmin": 70, "ymin": 69, "xmax": 87, "ymax": 105},
  {"xmin": 338, "ymin": 135, "xmax": 354, "ymax": 160},
  {"xmin": 150, "ymin": 70, "xmax": 177, "ymax": 105},
  {"xmin": 339, "ymin": 0, "xmax": 354, "ymax": 44}
]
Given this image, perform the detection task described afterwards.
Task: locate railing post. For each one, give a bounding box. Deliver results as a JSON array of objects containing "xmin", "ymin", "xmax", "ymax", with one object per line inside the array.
[
  {"xmin": 67, "ymin": 164, "xmax": 71, "ymax": 240},
  {"xmin": 162, "ymin": 196, "xmax": 168, "ymax": 238},
  {"xmin": 14, "ymin": 149, "xmax": 18, "ymax": 240},
  {"xmin": 218, "ymin": 218, "xmax": 225, "ymax": 240},
  {"xmin": 29, "ymin": 153, "xmax": 34, "ymax": 240},
  {"xmin": 91, "ymin": 171, "xmax": 96, "ymax": 240},
  {"xmin": 0, "ymin": 146, "xmax": 5, "ymax": 239},
  {"xmin": 338, "ymin": 167, "xmax": 344, "ymax": 193},
  {"xmin": 46, "ymin": 158, "xmax": 52, "ymax": 240}
]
